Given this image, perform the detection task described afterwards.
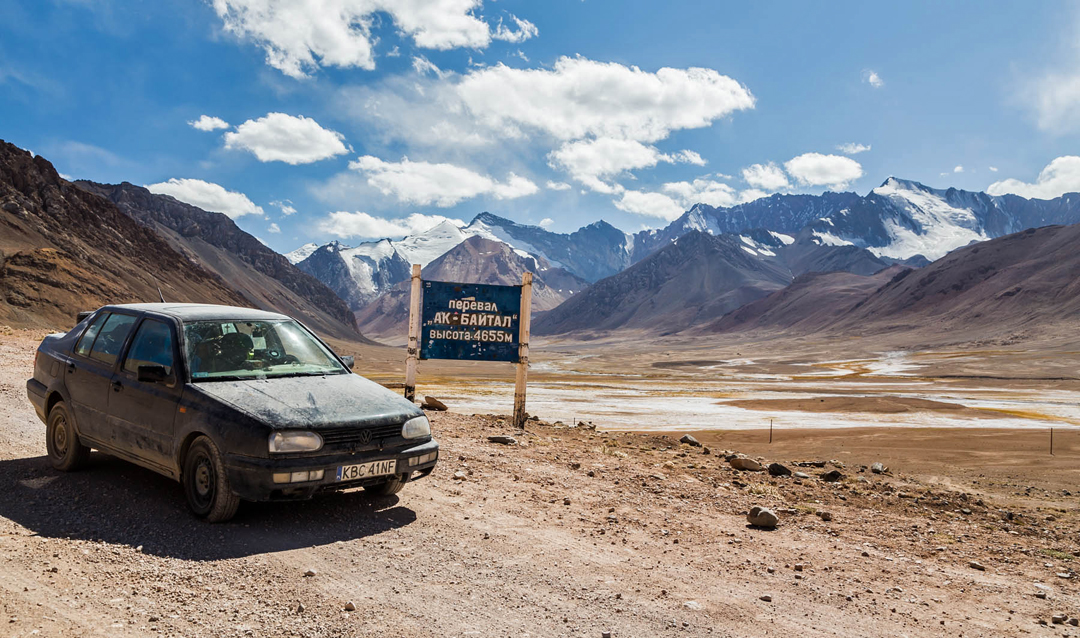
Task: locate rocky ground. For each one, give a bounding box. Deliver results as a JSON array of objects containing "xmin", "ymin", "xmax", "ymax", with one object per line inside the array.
[{"xmin": 1, "ymin": 330, "xmax": 1078, "ymax": 637}]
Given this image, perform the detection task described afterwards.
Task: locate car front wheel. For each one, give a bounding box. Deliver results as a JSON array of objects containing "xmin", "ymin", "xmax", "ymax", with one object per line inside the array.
[
  {"xmin": 183, "ymin": 436, "xmax": 240, "ymax": 522},
  {"xmin": 46, "ymin": 402, "xmax": 90, "ymax": 472},
  {"xmin": 365, "ymin": 472, "xmax": 409, "ymax": 496}
]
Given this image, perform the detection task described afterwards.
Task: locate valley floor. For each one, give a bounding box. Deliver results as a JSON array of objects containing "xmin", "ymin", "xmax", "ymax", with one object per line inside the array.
[{"xmin": 1, "ymin": 330, "xmax": 1078, "ymax": 637}]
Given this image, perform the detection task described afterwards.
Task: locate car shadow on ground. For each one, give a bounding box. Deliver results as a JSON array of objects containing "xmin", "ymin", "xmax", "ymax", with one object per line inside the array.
[{"xmin": 0, "ymin": 452, "xmax": 418, "ymax": 561}]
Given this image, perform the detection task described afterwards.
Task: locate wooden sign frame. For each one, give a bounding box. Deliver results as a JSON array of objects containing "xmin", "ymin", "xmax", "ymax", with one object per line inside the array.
[{"xmin": 404, "ymin": 265, "xmax": 533, "ymax": 428}]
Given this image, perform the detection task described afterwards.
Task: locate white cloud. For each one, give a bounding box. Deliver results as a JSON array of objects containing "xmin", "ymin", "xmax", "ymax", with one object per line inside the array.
[
  {"xmin": 538, "ymin": 217, "xmax": 554, "ymax": 228},
  {"xmin": 223, "ymin": 112, "xmax": 348, "ymax": 164},
  {"xmin": 836, "ymin": 142, "xmax": 871, "ymax": 155},
  {"xmin": 211, "ymin": 0, "xmax": 535, "ymax": 78},
  {"xmin": 491, "ymin": 15, "xmax": 538, "ymax": 43},
  {"xmin": 613, "ymin": 190, "xmax": 685, "ymax": 221},
  {"xmin": 546, "ymin": 181, "xmax": 571, "ymax": 191},
  {"xmin": 784, "ymin": 153, "xmax": 864, "ymax": 189},
  {"xmin": 954, "ymin": 165, "xmax": 964, "ymax": 173},
  {"xmin": 864, "ymin": 70, "xmax": 884, "ymax": 88},
  {"xmin": 190, "ymin": 115, "xmax": 230, "ymax": 131},
  {"xmin": 989, "ymin": 166, "xmax": 999, "ymax": 172},
  {"xmin": 386, "ymin": 45, "xmax": 400, "ymax": 58},
  {"xmin": 146, "ymin": 178, "xmax": 264, "ymax": 218},
  {"xmin": 738, "ymin": 188, "xmax": 770, "ymax": 204},
  {"xmin": 268, "ymin": 222, "xmax": 281, "ymax": 233},
  {"xmin": 662, "ymin": 178, "xmax": 738, "ymax": 209},
  {"xmin": 548, "ymin": 138, "xmax": 709, "ymax": 194},
  {"xmin": 987, "ymin": 156, "xmax": 1080, "ymax": 200},
  {"xmin": 411, "ymin": 55, "xmax": 446, "ymax": 78},
  {"xmin": 318, "ymin": 211, "xmax": 465, "ymax": 239},
  {"xmin": 740, "ymin": 162, "xmax": 789, "ymax": 191},
  {"xmin": 349, "ymin": 155, "xmax": 538, "ymax": 207},
  {"xmin": 270, "ymin": 199, "xmax": 297, "ymax": 215}
]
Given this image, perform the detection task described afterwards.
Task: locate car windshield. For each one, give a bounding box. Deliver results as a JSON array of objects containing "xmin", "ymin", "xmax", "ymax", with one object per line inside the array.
[{"xmin": 182, "ymin": 319, "xmax": 346, "ymax": 381}]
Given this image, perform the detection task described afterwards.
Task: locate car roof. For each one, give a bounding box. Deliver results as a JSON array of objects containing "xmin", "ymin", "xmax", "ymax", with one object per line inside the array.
[{"xmin": 100, "ymin": 303, "xmax": 291, "ymax": 322}]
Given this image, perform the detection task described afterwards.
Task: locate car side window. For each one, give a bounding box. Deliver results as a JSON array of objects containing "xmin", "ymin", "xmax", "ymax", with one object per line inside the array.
[
  {"xmin": 88, "ymin": 313, "xmax": 137, "ymax": 366},
  {"xmin": 123, "ymin": 319, "xmax": 175, "ymax": 377},
  {"xmin": 74, "ymin": 313, "xmax": 109, "ymax": 358}
]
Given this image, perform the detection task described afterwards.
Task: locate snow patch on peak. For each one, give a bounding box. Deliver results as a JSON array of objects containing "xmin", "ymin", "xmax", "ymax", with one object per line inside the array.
[
  {"xmin": 285, "ymin": 242, "xmax": 319, "ymax": 264},
  {"xmin": 768, "ymin": 231, "xmax": 795, "ymax": 246},
  {"xmin": 813, "ymin": 231, "xmax": 854, "ymax": 247},
  {"xmin": 683, "ymin": 205, "xmax": 721, "ymax": 235}
]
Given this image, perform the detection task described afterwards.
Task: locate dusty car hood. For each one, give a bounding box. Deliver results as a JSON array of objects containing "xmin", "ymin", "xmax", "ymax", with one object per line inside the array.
[{"xmin": 190, "ymin": 373, "xmax": 423, "ymax": 429}]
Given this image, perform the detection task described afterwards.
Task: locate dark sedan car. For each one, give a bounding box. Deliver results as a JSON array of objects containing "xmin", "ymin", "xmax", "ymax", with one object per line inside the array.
[{"xmin": 26, "ymin": 303, "xmax": 438, "ymax": 522}]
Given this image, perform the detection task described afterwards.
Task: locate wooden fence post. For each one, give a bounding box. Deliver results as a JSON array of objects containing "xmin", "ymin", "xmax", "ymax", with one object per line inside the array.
[
  {"xmin": 513, "ymin": 272, "xmax": 533, "ymax": 428},
  {"xmin": 404, "ymin": 264, "xmax": 421, "ymax": 402}
]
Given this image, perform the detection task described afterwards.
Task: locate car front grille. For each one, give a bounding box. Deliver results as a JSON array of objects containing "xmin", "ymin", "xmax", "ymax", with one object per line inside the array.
[{"xmin": 319, "ymin": 424, "xmax": 403, "ymax": 450}]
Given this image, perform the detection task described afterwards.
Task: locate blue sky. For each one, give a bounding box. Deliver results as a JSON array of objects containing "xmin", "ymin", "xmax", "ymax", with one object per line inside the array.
[{"xmin": 3, "ymin": 0, "xmax": 1080, "ymax": 253}]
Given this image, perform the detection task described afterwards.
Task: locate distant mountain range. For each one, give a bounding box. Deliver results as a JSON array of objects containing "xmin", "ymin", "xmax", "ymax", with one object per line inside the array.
[{"xmin": 711, "ymin": 222, "xmax": 1080, "ymax": 342}]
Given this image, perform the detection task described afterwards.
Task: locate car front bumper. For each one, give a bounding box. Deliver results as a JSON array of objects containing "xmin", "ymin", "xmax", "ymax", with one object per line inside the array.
[{"xmin": 222, "ymin": 438, "xmax": 439, "ymax": 501}]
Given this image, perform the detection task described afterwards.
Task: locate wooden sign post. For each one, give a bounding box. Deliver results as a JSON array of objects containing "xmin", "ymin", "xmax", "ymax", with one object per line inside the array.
[
  {"xmin": 513, "ymin": 272, "xmax": 533, "ymax": 428},
  {"xmin": 403, "ymin": 268, "xmax": 533, "ymax": 428},
  {"xmin": 404, "ymin": 264, "xmax": 422, "ymax": 402}
]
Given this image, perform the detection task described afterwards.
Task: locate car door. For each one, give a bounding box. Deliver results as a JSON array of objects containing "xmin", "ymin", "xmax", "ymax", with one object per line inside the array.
[
  {"xmin": 107, "ymin": 317, "xmax": 182, "ymax": 471},
  {"xmin": 65, "ymin": 312, "xmax": 136, "ymax": 443}
]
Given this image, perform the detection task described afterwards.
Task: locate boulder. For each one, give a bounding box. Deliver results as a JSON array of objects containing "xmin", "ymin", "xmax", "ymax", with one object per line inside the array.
[
  {"xmin": 767, "ymin": 462, "xmax": 792, "ymax": 477},
  {"xmin": 747, "ymin": 506, "xmax": 779, "ymax": 528},
  {"xmin": 871, "ymin": 462, "xmax": 888, "ymax": 474},
  {"xmin": 488, "ymin": 435, "xmax": 517, "ymax": 445},
  {"xmin": 421, "ymin": 396, "xmax": 448, "ymax": 411},
  {"xmin": 729, "ymin": 457, "xmax": 764, "ymax": 472},
  {"xmin": 679, "ymin": 434, "xmax": 702, "ymax": 447},
  {"xmin": 820, "ymin": 470, "xmax": 844, "ymax": 482}
]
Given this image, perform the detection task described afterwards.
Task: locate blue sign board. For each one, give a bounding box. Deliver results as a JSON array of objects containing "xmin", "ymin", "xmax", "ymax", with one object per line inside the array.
[{"xmin": 419, "ymin": 280, "xmax": 522, "ymax": 362}]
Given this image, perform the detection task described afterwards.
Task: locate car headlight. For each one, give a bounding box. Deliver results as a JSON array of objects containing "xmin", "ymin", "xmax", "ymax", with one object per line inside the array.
[
  {"xmin": 268, "ymin": 430, "xmax": 323, "ymax": 453},
  {"xmin": 401, "ymin": 416, "xmax": 431, "ymax": 439}
]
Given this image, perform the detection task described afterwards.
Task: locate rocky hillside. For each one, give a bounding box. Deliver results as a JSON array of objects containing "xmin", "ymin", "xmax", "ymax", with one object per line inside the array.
[
  {"xmin": 710, "ymin": 222, "xmax": 1080, "ymax": 342},
  {"xmin": 0, "ymin": 141, "xmax": 247, "ymax": 329},
  {"xmin": 355, "ymin": 236, "xmax": 587, "ymax": 340},
  {"xmin": 76, "ymin": 181, "xmax": 362, "ymax": 340}
]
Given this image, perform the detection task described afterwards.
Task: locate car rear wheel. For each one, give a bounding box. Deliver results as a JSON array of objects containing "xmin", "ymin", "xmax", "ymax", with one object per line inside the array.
[
  {"xmin": 46, "ymin": 402, "xmax": 90, "ymax": 471},
  {"xmin": 365, "ymin": 473, "xmax": 408, "ymax": 496},
  {"xmin": 183, "ymin": 436, "xmax": 240, "ymax": 522}
]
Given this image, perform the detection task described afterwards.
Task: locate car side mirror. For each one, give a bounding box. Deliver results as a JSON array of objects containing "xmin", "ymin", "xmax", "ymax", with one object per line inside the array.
[
  {"xmin": 137, "ymin": 364, "xmax": 170, "ymax": 383},
  {"xmin": 340, "ymin": 355, "xmax": 355, "ymax": 370}
]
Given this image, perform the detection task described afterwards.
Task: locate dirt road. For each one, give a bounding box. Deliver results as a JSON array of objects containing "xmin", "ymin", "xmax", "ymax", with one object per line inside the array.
[{"xmin": 2, "ymin": 330, "xmax": 1078, "ymax": 637}]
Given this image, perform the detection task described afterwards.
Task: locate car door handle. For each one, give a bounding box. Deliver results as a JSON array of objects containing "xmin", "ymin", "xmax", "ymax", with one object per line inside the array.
[
  {"xmin": 67, "ymin": 363, "xmax": 76, "ymax": 374},
  {"xmin": 111, "ymin": 381, "xmax": 123, "ymax": 393}
]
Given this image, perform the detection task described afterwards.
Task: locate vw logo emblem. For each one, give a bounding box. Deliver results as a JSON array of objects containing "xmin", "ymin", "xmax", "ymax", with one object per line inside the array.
[{"xmin": 357, "ymin": 429, "xmax": 372, "ymax": 444}]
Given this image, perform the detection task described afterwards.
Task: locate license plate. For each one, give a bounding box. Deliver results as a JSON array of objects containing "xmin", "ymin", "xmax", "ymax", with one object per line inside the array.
[{"xmin": 336, "ymin": 459, "xmax": 397, "ymax": 482}]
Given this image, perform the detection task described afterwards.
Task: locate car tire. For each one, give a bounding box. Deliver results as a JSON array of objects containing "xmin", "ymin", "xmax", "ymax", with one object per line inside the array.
[
  {"xmin": 46, "ymin": 402, "xmax": 90, "ymax": 472},
  {"xmin": 366, "ymin": 473, "xmax": 408, "ymax": 496},
  {"xmin": 183, "ymin": 436, "xmax": 240, "ymax": 523}
]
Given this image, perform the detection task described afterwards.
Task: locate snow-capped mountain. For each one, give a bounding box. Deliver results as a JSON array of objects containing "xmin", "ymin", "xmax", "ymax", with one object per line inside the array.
[
  {"xmin": 645, "ymin": 178, "xmax": 1080, "ymax": 262},
  {"xmin": 291, "ymin": 213, "xmax": 635, "ymax": 310}
]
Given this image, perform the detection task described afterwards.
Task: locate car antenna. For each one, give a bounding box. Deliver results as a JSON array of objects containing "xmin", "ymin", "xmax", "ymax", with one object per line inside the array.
[{"xmin": 157, "ymin": 286, "xmax": 166, "ymax": 303}]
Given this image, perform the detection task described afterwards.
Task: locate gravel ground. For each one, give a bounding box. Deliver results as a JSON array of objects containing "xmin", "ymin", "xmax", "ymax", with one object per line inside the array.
[{"xmin": 1, "ymin": 330, "xmax": 1078, "ymax": 637}]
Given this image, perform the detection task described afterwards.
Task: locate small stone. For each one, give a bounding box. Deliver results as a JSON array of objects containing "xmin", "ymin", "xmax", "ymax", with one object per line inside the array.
[
  {"xmin": 1035, "ymin": 591, "xmax": 1048, "ymax": 599},
  {"xmin": 563, "ymin": 497, "xmax": 571, "ymax": 506},
  {"xmin": 602, "ymin": 632, "xmax": 612, "ymax": 638},
  {"xmin": 304, "ymin": 569, "xmax": 317, "ymax": 577},
  {"xmin": 296, "ymin": 603, "xmax": 305, "ymax": 613},
  {"xmin": 452, "ymin": 471, "xmax": 467, "ymax": 481},
  {"xmin": 820, "ymin": 469, "xmax": 844, "ymax": 482},
  {"xmin": 730, "ymin": 457, "xmax": 764, "ymax": 472},
  {"xmin": 343, "ymin": 601, "xmax": 356, "ymax": 612},
  {"xmin": 793, "ymin": 471, "xmax": 811, "ymax": 479},
  {"xmin": 861, "ymin": 551, "xmax": 870, "ymax": 557},
  {"xmin": 683, "ymin": 601, "xmax": 702, "ymax": 610},
  {"xmin": 968, "ymin": 561, "xmax": 985, "ymax": 571},
  {"xmin": 1052, "ymin": 614, "xmax": 1066, "ymax": 624},
  {"xmin": 767, "ymin": 462, "xmax": 792, "ymax": 477},
  {"xmin": 679, "ymin": 434, "xmax": 701, "ymax": 447},
  {"xmin": 1057, "ymin": 572, "xmax": 1073, "ymax": 579},
  {"xmin": 747, "ymin": 506, "xmax": 779, "ymax": 529},
  {"xmin": 488, "ymin": 435, "xmax": 517, "ymax": 445},
  {"xmin": 1070, "ymin": 618, "xmax": 1079, "ymax": 627},
  {"xmin": 794, "ymin": 563, "xmax": 804, "ymax": 572},
  {"xmin": 759, "ymin": 595, "xmax": 772, "ymax": 602},
  {"xmin": 817, "ymin": 511, "xmax": 834, "ymax": 522},
  {"xmin": 871, "ymin": 462, "xmax": 888, "ymax": 474}
]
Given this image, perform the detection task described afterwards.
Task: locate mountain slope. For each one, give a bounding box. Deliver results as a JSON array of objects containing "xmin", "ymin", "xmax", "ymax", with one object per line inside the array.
[
  {"xmin": 710, "ymin": 222, "xmax": 1080, "ymax": 341},
  {"xmin": 0, "ymin": 141, "xmax": 247, "ymax": 329},
  {"xmin": 354, "ymin": 236, "xmax": 588, "ymax": 340},
  {"xmin": 76, "ymin": 181, "xmax": 363, "ymax": 341},
  {"xmin": 534, "ymin": 231, "xmax": 795, "ymax": 335}
]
